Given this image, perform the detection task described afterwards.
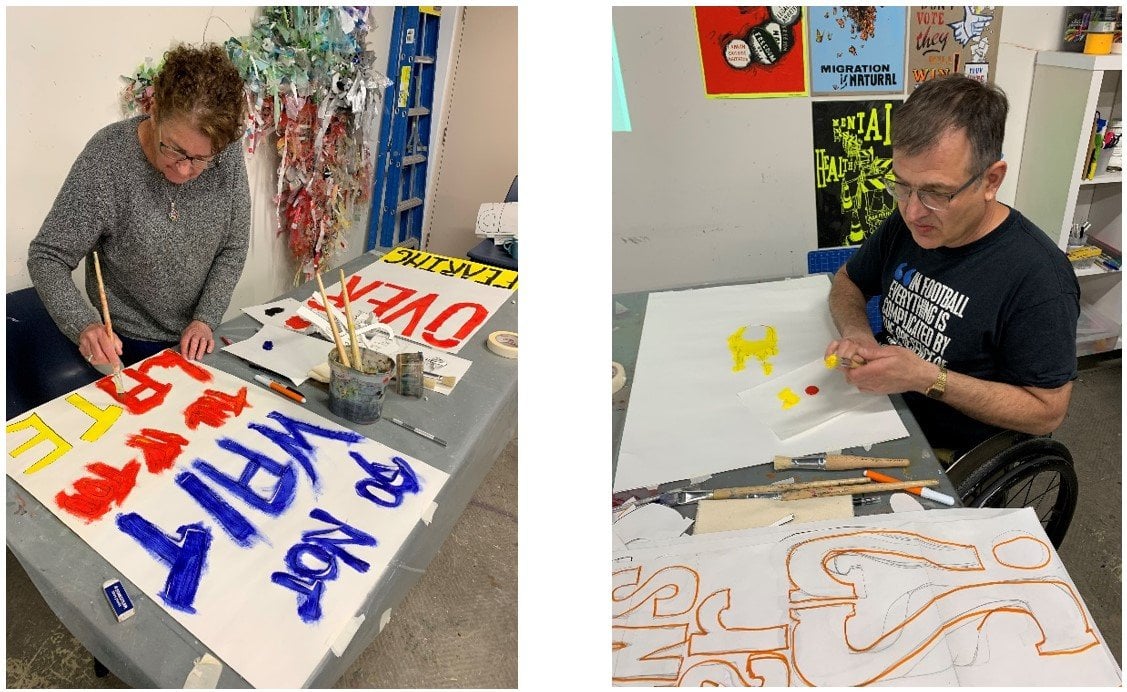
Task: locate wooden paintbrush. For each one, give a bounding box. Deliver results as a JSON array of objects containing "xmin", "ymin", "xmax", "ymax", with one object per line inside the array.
[
  {"xmin": 339, "ymin": 269, "xmax": 362, "ymax": 368},
  {"xmin": 92, "ymin": 251, "xmax": 124, "ymax": 394},
  {"xmin": 315, "ymin": 270, "xmax": 351, "ymax": 369}
]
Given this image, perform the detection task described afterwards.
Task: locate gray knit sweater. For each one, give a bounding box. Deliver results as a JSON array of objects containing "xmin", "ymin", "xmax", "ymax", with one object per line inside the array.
[{"xmin": 27, "ymin": 115, "xmax": 250, "ymax": 344}]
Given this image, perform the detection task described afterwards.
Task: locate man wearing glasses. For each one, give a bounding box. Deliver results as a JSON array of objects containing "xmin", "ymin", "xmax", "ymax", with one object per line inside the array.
[
  {"xmin": 28, "ymin": 43, "xmax": 250, "ymax": 367},
  {"xmin": 825, "ymin": 75, "xmax": 1079, "ymax": 455}
]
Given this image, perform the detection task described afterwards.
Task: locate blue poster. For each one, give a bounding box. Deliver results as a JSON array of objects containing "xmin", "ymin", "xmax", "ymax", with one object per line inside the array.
[{"xmin": 808, "ymin": 7, "xmax": 907, "ymax": 95}]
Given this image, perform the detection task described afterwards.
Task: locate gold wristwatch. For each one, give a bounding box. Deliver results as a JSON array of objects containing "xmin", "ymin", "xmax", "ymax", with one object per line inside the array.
[{"xmin": 925, "ymin": 364, "xmax": 947, "ymax": 399}]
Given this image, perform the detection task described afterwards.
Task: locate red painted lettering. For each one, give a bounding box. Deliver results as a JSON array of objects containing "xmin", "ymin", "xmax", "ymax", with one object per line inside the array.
[
  {"xmin": 126, "ymin": 428, "xmax": 190, "ymax": 474},
  {"xmin": 55, "ymin": 460, "xmax": 141, "ymax": 522},
  {"xmin": 422, "ymin": 302, "xmax": 488, "ymax": 349},
  {"xmin": 365, "ymin": 282, "xmax": 417, "ymax": 318},
  {"xmin": 96, "ymin": 370, "xmax": 173, "ymax": 415},
  {"xmin": 184, "ymin": 387, "xmax": 250, "ymax": 430},
  {"xmin": 381, "ymin": 292, "xmax": 439, "ymax": 339},
  {"xmin": 138, "ymin": 349, "xmax": 212, "ymax": 382}
]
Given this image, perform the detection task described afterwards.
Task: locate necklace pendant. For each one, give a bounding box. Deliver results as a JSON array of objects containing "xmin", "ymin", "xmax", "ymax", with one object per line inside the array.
[{"xmin": 169, "ymin": 200, "xmax": 179, "ymax": 222}]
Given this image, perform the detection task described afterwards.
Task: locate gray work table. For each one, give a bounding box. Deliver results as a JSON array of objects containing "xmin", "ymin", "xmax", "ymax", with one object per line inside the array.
[
  {"xmin": 6, "ymin": 248, "xmax": 518, "ymax": 687},
  {"xmin": 612, "ymin": 285, "xmax": 961, "ymax": 517}
]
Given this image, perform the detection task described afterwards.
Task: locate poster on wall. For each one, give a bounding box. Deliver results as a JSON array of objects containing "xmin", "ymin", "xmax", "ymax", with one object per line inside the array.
[
  {"xmin": 808, "ymin": 6, "xmax": 907, "ymax": 95},
  {"xmin": 694, "ymin": 6, "xmax": 809, "ymax": 98},
  {"xmin": 812, "ymin": 99, "xmax": 899, "ymax": 248},
  {"xmin": 908, "ymin": 6, "xmax": 1003, "ymax": 88}
]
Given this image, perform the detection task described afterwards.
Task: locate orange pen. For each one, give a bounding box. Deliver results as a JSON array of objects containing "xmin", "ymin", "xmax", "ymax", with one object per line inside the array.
[
  {"xmin": 253, "ymin": 374, "xmax": 306, "ymax": 404},
  {"xmin": 863, "ymin": 469, "xmax": 955, "ymax": 506}
]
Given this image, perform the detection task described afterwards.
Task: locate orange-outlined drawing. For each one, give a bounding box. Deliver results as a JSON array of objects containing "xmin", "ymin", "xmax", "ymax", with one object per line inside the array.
[
  {"xmin": 612, "ymin": 512, "xmax": 1118, "ymax": 687},
  {"xmin": 992, "ymin": 534, "xmax": 1052, "ymax": 570},
  {"xmin": 612, "ymin": 623, "xmax": 690, "ymax": 684},
  {"xmin": 613, "ymin": 565, "xmax": 700, "ymax": 619},
  {"xmin": 786, "ymin": 530, "xmax": 984, "ymax": 602},
  {"xmin": 688, "ymin": 589, "xmax": 788, "ymax": 657},
  {"xmin": 786, "ymin": 529, "xmax": 1102, "ymax": 686}
]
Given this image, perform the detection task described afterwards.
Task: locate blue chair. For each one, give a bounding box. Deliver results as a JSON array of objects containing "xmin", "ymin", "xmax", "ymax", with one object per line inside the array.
[
  {"xmin": 467, "ymin": 175, "xmax": 518, "ymax": 270},
  {"xmin": 7, "ymin": 286, "xmax": 102, "ymax": 419},
  {"xmin": 806, "ymin": 247, "xmax": 882, "ymax": 334}
]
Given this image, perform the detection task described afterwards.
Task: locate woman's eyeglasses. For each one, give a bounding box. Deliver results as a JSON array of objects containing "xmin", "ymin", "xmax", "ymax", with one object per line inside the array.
[{"xmin": 157, "ymin": 128, "xmax": 218, "ymax": 170}]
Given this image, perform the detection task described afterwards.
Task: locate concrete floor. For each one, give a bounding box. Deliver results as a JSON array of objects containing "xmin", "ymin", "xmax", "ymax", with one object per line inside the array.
[
  {"xmin": 1053, "ymin": 357, "xmax": 1121, "ymax": 666},
  {"xmin": 6, "ymin": 437, "xmax": 517, "ymax": 688}
]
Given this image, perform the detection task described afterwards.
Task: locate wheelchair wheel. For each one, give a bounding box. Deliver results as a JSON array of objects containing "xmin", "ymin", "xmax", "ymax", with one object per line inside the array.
[{"xmin": 963, "ymin": 452, "xmax": 1078, "ymax": 548}]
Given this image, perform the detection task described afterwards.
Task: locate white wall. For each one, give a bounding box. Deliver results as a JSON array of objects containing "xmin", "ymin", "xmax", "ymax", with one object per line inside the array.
[
  {"xmin": 422, "ymin": 6, "xmax": 518, "ymax": 256},
  {"xmin": 613, "ymin": 6, "xmax": 1074, "ymax": 294},
  {"xmin": 6, "ymin": 6, "xmax": 397, "ymax": 319},
  {"xmin": 994, "ymin": 6, "xmax": 1068, "ymax": 205}
]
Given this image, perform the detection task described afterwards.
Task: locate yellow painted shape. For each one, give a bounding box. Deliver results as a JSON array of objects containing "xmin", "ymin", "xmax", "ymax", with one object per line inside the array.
[
  {"xmin": 824, "ymin": 354, "xmax": 839, "ymax": 369},
  {"xmin": 65, "ymin": 392, "xmax": 124, "ymax": 442},
  {"xmin": 777, "ymin": 387, "xmax": 801, "ymax": 410},
  {"xmin": 7, "ymin": 413, "xmax": 73, "ymax": 474},
  {"xmin": 727, "ymin": 324, "xmax": 778, "ymax": 375}
]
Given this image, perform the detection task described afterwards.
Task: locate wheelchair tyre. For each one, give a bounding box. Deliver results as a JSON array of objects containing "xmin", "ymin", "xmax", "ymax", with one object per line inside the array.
[{"xmin": 964, "ymin": 452, "xmax": 1078, "ymax": 548}]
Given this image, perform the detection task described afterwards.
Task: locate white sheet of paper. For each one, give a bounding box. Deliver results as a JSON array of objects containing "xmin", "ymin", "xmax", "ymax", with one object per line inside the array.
[
  {"xmin": 737, "ymin": 357, "xmax": 872, "ymax": 440},
  {"xmin": 613, "ymin": 503, "xmax": 694, "ymax": 546},
  {"xmin": 615, "ymin": 276, "xmax": 908, "ymax": 492},
  {"xmin": 6, "ymin": 350, "xmax": 449, "ymax": 688},
  {"xmin": 222, "ymin": 324, "xmax": 334, "ymax": 386},
  {"xmin": 242, "ymin": 298, "xmax": 311, "ymax": 333},
  {"xmin": 613, "ymin": 507, "xmax": 1121, "ymax": 686}
]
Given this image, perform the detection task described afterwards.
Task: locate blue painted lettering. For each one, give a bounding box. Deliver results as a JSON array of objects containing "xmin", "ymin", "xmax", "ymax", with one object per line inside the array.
[
  {"xmin": 116, "ymin": 513, "xmax": 212, "ymax": 613},
  {"xmin": 351, "ymin": 453, "xmax": 421, "ymax": 508}
]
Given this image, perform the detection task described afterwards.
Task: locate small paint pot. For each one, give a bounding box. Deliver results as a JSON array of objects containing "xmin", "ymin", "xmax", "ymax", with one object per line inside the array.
[{"xmin": 328, "ymin": 347, "xmax": 396, "ymax": 424}]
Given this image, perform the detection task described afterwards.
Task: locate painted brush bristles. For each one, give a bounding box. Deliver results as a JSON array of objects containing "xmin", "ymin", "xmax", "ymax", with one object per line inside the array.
[{"xmin": 92, "ymin": 251, "xmax": 125, "ymax": 394}]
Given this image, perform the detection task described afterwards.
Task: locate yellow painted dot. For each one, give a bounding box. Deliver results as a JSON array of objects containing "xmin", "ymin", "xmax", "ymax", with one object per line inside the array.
[
  {"xmin": 727, "ymin": 324, "xmax": 778, "ymax": 375},
  {"xmin": 824, "ymin": 354, "xmax": 839, "ymax": 369},
  {"xmin": 777, "ymin": 387, "xmax": 800, "ymax": 410}
]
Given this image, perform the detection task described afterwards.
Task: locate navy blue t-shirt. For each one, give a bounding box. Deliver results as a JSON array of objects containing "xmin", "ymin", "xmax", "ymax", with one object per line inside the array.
[{"xmin": 845, "ymin": 205, "xmax": 1079, "ymax": 451}]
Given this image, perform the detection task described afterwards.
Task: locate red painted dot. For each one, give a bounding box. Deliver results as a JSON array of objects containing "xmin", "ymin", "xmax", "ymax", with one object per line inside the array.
[{"xmin": 805, "ymin": 385, "xmax": 820, "ymax": 396}]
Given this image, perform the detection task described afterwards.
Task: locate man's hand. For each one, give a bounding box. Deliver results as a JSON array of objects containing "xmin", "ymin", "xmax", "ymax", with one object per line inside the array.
[
  {"xmin": 825, "ymin": 333, "xmax": 880, "ymax": 369},
  {"xmin": 79, "ymin": 323, "xmax": 122, "ymax": 366},
  {"xmin": 180, "ymin": 320, "xmax": 215, "ymax": 361},
  {"xmin": 842, "ymin": 344, "xmax": 935, "ymax": 395}
]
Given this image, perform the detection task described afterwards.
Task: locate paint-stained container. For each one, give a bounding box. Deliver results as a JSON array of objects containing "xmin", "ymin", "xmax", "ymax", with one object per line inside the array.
[{"xmin": 328, "ymin": 347, "xmax": 396, "ymax": 424}]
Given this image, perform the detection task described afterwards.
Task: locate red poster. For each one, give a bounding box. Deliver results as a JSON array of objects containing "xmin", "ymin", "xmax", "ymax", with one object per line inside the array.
[{"xmin": 694, "ymin": 6, "xmax": 808, "ymax": 98}]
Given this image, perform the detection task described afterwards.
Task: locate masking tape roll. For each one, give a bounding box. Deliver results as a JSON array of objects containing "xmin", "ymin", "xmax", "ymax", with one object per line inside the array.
[
  {"xmin": 612, "ymin": 361, "xmax": 627, "ymax": 394},
  {"xmin": 487, "ymin": 331, "xmax": 518, "ymax": 358}
]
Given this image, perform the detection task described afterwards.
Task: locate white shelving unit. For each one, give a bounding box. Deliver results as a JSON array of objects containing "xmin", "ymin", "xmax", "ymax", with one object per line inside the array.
[{"xmin": 1014, "ymin": 51, "xmax": 1122, "ymax": 355}]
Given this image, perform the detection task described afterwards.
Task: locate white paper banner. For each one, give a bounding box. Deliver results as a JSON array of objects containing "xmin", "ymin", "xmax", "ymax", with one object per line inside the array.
[
  {"xmin": 613, "ymin": 507, "xmax": 1121, "ymax": 686},
  {"xmin": 6, "ymin": 350, "xmax": 448, "ymax": 688},
  {"xmin": 615, "ymin": 276, "xmax": 908, "ymax": 492},
  {"xmin": 303, "ymin": 253, "xmax": 515, "ymax": 354}
]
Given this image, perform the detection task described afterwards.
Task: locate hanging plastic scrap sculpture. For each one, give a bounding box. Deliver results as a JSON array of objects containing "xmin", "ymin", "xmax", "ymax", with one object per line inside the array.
[{"xmin": 122, "ymin": 7, "xmax": 391, "ymax": 281}]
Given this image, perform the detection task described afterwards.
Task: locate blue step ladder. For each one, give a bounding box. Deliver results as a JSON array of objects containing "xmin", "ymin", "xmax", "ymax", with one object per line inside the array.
[{"xmin": 368, "ymin": 6, "xmax": 441, "ymax": 250}]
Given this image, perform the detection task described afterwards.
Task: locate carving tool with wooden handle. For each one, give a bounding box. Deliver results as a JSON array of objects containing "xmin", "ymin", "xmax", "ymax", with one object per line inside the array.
[
  {"xmin": 665, "ymin": 477, "xmax": 872, "ymax": 505},
  {"xmin": 783, "ymin": 479, "xmax": 938, "ymax": 501},
  {"xmin": 774, "ymin": 454, "xmax": 910, "ymax": 471}
]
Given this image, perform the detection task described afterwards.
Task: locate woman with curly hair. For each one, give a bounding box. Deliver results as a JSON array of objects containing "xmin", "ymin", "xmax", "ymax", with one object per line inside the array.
[{"xmin": 28, "ymin": 43, "xmax": 250, "ymax": 366}]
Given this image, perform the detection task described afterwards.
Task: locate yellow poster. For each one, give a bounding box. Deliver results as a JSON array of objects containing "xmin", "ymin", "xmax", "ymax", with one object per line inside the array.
[{"xmin": 380, "ymin": 247, "xmax": 518, "ymax": 291}]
